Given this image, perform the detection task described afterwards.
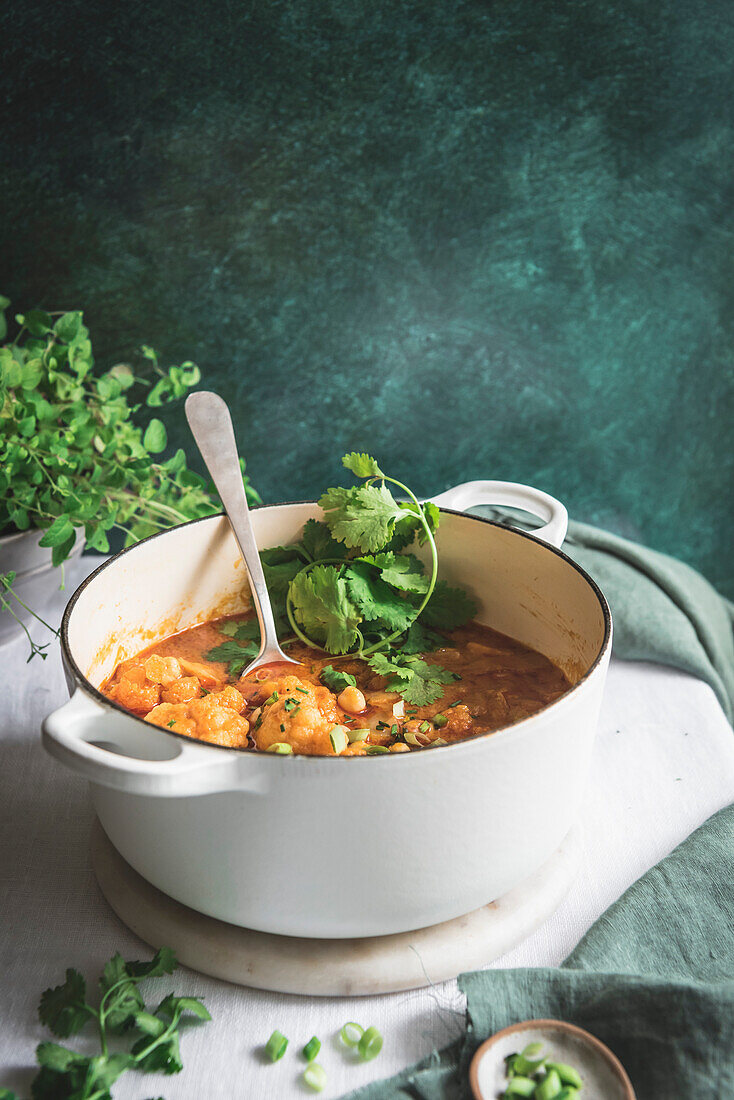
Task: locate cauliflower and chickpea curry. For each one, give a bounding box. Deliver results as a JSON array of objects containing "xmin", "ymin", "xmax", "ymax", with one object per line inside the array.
[{"xmin": 103, "ymin": 453, "xmax": 570, "ymax": 755}]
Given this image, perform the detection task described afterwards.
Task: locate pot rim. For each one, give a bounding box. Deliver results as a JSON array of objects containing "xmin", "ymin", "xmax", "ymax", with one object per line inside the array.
[{"xmin": 60, "ymin": 503, "xmax": 612, "ymax": 761}]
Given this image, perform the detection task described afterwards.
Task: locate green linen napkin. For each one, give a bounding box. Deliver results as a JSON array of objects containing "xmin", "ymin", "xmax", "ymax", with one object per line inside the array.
[
  {"xmin": 344, "ymin": 804, "xmax": 734, "ymax": 1100},
  {"xmin": 342, "ymin": 524, "xmax": 734, "ymax": 1099},
  {"xmin": 563, "ymin": 521, "xmax": 734, "ymax": 724}
]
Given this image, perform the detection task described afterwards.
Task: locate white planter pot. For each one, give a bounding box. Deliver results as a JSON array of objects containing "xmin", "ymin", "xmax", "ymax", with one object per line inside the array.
[
  {"xmin": 0, "ymin": 528, "xmax": 83, "ymax": 646},
  {"xmin": 43, "ymin": 482, "xmax": 611, "ymax": 938}
]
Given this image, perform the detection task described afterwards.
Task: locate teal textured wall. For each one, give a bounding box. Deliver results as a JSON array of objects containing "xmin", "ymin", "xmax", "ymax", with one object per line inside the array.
[{"xmin": 2, "ymin": 2, "xmax": 733, "ymax": 592}]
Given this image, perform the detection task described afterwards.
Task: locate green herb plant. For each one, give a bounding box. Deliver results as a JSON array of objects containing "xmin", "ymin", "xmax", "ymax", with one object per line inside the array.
[
  {"xmin": 0, "ymin": 947, "xmax": 210, "ymax": 1100},
  {"xmin": 207, "ymin": 453, "xmax": 477, "ymax": 705},
  {"xmin": 0, "ymin": 296, "xmax": 259, "ymax": 659}
]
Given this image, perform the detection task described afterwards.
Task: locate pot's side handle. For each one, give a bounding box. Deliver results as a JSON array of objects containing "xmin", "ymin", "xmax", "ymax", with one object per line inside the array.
[
  {"xmin": 428, "ymin": 480, "xmax": 568, "ymax": 548},
  {"xmin": 42, "ymin": 690, "xmax": 267, "ymax": 798}
]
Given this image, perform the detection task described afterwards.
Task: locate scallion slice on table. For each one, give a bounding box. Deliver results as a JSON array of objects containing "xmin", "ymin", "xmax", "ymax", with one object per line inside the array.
[
  {"xmin": 265, "ymin": 1029, "xmax": 288, "ymax": 1061},
  {"xmin": 303, "ymin": 1062, "xmax": 327, "ymax": 1091},
  {"xmin": 266, "ymin": 742, "xmax": 293, "ymax": 754},
  {"xmin": 302, "ymin": 1035, "xmax": 321, "ymax": 1062},
  {"xmin": 340, "ymin": 1021, "xmax": 364, "ymax": 1047},
  {"xmin": 357, "ymin": 1025, "xmax": 383, "ymax": 1061}
]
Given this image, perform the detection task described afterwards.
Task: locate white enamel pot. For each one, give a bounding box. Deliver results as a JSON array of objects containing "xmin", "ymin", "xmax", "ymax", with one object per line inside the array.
[{"xmin": 43, "ymin": 482, "xmax": 611, "ymax": 939}]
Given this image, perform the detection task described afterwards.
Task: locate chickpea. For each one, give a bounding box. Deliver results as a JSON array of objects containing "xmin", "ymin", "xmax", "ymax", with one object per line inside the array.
[
  {"xmin": 337, "ymin": 685, "xmax": 366, "ymax": 714},
  {"xmin": 389, "ymin": 742, "xmax": 411, "ymax": 753}
]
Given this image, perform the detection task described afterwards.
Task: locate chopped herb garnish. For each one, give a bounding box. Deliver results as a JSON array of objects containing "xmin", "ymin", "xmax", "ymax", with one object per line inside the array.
[
  {"xmin": 264, "ymin": 691, "xmax": 279, "ymax": 705},
  {"xmin": 167, "ymin": 719, "xmax": 176, "ymax": 728},
  {"xmin": 389, "ymin": 724, "xmax": 398, "ymax": 737},
  {"xmin": 449, "ymin": 700, "xmax": 463, "ymax": 707},
  {"xmin": 280, "ymin": 723, "xmax": 286, "ymax": 732},
  {"xmin": 419, "ymin": 720, "xmax": 430, "ymax": 733},
  {"xmin": 283, "ymin": 697, "xmax": 298, "ymax": 711},
  {"xmin": 296, "ymin": 686, "xmax": 309, "ymax": 694}
]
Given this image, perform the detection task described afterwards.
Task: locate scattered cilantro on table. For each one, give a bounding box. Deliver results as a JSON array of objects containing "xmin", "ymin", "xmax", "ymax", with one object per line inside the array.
[
  {"xmin": 212, "ymin": 453, "xmax": 477, "ymax": 706},
  {"xmin": 0, "ymin": 947, "xmax": 210, "ymax": 1100}
]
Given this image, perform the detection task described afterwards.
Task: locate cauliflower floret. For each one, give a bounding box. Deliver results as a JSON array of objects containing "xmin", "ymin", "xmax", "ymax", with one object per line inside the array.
[
  {"xmin": 162, "ymin": 676, "xmax": 202, "ymax": 704},
  {"xmin": 143, "ymin": 655, "xmax": 182, "ymax": 686},
  {"xmin": 144, "ymin": 685, "xmax": 249, "ymax": 748},
  {"xmin": 145, "ymin": 702, "xmax": 197, "ymax": 738},
  {"xmin": 252, "ymin": 674, "xmax": 343, "ymax": 755},
  {"xmin": 108, "ymin": 664, "xmax": 160, "ymax": 712}
]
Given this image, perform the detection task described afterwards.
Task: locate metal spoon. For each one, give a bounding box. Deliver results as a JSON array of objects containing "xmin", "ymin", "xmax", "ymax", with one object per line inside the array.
[{"xmin": 185, "ymin": 390, "xmax": 300, "ymax": 679}]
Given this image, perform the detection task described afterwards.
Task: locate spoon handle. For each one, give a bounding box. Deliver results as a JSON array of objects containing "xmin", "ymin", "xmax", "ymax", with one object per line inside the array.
[{"xmin": 184, "ymin": 391, "xmax": 284, "ymax": 663}]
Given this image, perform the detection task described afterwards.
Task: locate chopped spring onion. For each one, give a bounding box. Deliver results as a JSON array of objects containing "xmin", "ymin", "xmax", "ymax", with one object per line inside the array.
[
  {"xmin": 303, "ymin": 1063, "xmax": 327, "ymax": 1091},
  {"xmin": 546, "ymin": 1063, "xmax": 583, "ymax": 1089},
  {"xmin": 348, "ymin": 727, "xmax": 371, "ymax": 742},
  {"xmin": 340, "ymin": 1022, "xmax": 364, "ymax": 1047},
  {"xmin": 329, "ymin": 725, "xmax": 350, "ymax": 754},
  {"xmin": 404, "ymin": 728, "xmax": 431, "ymax": 747},
  {"xmin": 296, "ymin": 686, "xmax": 309, "ymax": 693},
  {"xmin": 302, "ymin": 1036, "xmax": 321, "ymax": 1062},
  {"xmin": 449, "ymin": 700, "xmax": 462, "ymax": 707},
  {"xmin": 357, "ymin": 1025, "xmax": 383, "ymax": 1061},
  {"xmin": 511, "ymin": 1048, "xmax": 546, "ymax": 1076},
  {"xmin": 554, "ymin": 1089, "xmax": 580, "ymax": 1100},
  {"xmin": 503, "ymin": 1078, "xmax": 536, "ymax": 1097},
  {"xmin": 284, "ymin": 697, "xmax": 298, "ymax": 711},
  {"xmin": 433, "ymin": 713, "xmax": 448, "ymax": 728},
  {"xmin": 263, "ymin": 691, "xmax": 279, "ymax": 705},
  {"xmin": 521, "ymin": 1043, "xmax": 544, "ymax": 1058},
  {"xmin": 430, "ymin": 737, "xmax": 448, "ymax": 747},
  {"xmin": 533, "ymin": 1069, "xmax": 561, "ymax": 1100},
  {"xmin": 365, "ymin": 745, "xmax": 389, "ymax": 754},
  {"xmin": 389, "ymin": 723, "xmax": 398, "ymax": 736},
  {"xmin": 266, "ymin": 742, "xmax": 293, "ymax": 754},
  {"xmin": 264, "ymin": 1029, "xmax": 288, "ymax": 1061},
  {"xmin": 419, "ymin": 720, "xmax": 431, "ymax": 733}
]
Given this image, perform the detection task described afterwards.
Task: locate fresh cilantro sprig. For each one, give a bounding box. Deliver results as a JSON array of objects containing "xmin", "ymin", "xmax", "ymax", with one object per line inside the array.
[
  {"xmin": 285, "ymin": 453, "xmax": 444, "ymax": 658},
  {"xmin": 211, "ymin": 454, "xmax": 477, "ymax": 706},
  {"xmin": 0, "ymin": 947, "xmax": 211, "ymax": 1100},
  {"xmin": 0, "ymin": 297, "xmax": 259, "ymax": 660}
]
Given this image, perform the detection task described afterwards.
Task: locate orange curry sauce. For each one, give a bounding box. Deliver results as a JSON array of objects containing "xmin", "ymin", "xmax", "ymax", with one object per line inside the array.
[{"xmin": 102, "ymin": 614, "xmax": 570, "ymax": 756}]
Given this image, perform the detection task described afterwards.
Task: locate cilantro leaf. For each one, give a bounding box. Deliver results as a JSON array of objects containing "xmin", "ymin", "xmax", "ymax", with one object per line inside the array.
[
  {"xmin": 401, "ymin": 620, "xmax": 447, "ymax": 654},
  {"xmin": 290, "ymin": 565, "xmax": 361, "ymax": 653},
  {"xmin": 382, "ymin": 501, "xmax": 439, "ymax": 551},
  {"xmin": 360, "ymin": 552, "xmax": 430, "ymax": 594},
  {"xmin": 345, "ymin": 562, "xmax": 415, "ymax": 632},
  {"xmin": 35, "ymin": 1042, "xmax": 89, "ymax": 1072},
  {"xmin": 204, "ymin": 639, "xmax": 259, "ymax": 677},
  {"xmin": 300, "ymin": 518, "xmax": 348, "ymax": 561},
  {"xmin": 319, "ymin": 483, "xmax": 405, "ymax": 552},
  {"xmin": 367, "ymin": 652, "xmax": 455, "ymax": 705},
  {"xmin": 341, "ymin": 452, "xmax": 384, "ymax": 478},
  {"xmin": 320, "ymin": 665, "xmax": 357, "ymax": 693},
  {"xmin": 131, "ymin": 1030, "xmax": 183, "ymax": 1075},
  {"xmin": 126, "ymin": 945, "xmax": 178, "ymax": 979},
  {"xmin": 38, "ymin": 968, "xmax": 89, "ymax": 1038},
  {"xmin": 98, "ymin": 954, "xmax": 144, "ymax": 1033},
  {"xmin": 217, "ymin": 618, "xmax": 259, "ymax": 640},
  {"xmin": 420, "ymin": 580, "xmax": 478, "ymax": 630}
]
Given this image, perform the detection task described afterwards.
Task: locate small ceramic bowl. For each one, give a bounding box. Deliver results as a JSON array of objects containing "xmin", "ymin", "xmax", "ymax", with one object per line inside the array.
[{"xmin": 469, "ymin": 1018, "xmax": 636, "ymax": 1100}]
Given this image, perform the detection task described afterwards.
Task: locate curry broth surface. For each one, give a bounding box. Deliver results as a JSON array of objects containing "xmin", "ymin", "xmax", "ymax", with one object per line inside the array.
[{"xmin": 103, "ymin": 615, "xmax": 570, "ymax": 755}]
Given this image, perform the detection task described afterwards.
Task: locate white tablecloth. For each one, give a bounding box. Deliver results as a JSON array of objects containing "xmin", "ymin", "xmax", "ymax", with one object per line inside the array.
[{"xmin": 2, "ymin": 556, "xmax": 733, "ymax": 1099}]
